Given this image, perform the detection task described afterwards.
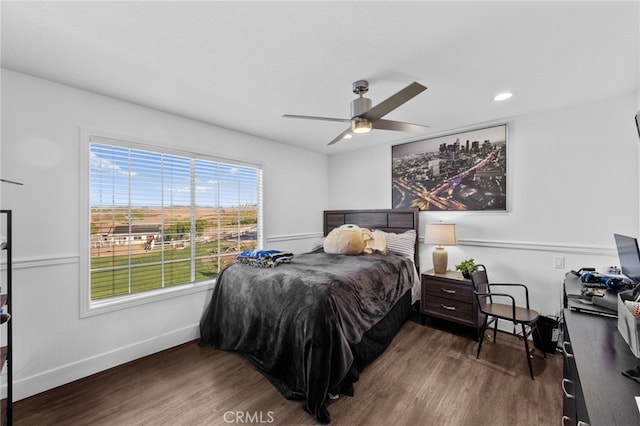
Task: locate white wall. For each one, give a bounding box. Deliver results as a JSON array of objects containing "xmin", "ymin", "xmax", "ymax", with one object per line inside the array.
[
  {"xmin": 0, "ymin": 70, "xmax": 328, "ymax": 399},
  {"xmin": 637, "ymin": 86, "xmax": 640, "ymax": 232},
  {"xmin": 329, "ymin": 92, "xmax": 639, "ymax": 319}
]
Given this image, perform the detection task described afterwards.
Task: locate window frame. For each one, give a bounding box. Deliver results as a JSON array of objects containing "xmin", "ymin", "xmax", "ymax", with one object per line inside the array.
[{"xmin": 79, "ymin": 128, "xmax": 263, "ymax": 317}]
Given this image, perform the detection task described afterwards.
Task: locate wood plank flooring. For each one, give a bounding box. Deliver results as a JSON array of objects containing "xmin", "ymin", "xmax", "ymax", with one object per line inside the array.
[{"xmin": 10, "ymin": 316, "xmax": 562, "ymax": 426}]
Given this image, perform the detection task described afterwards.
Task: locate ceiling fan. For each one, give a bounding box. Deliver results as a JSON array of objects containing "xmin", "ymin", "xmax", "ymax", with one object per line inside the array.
[{"xmin": 283, "ymin": 80, "xmax": 428, "ymax": 145}]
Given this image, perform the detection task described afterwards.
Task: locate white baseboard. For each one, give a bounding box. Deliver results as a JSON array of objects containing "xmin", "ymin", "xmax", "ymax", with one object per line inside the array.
[{"xmin": 5, "ymin": 323, "xmax": 200, "ymax": 401}]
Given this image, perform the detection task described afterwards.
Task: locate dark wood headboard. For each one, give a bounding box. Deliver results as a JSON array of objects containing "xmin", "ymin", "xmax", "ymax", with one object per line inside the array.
[{"xmin": 323, "ymin": 208, "xmax": 420, "ymax": 267}]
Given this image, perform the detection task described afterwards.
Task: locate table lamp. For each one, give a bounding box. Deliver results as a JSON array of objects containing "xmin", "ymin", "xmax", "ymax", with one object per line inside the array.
[{"xmin": 425, "ymin": 223, "xmax": 457, "ymax": 274}]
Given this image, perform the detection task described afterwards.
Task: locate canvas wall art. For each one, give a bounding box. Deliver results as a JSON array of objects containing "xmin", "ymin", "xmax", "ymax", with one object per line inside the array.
[{"xmin": 392, "ymin": 124, "xmax": 507, "ymax": 211}]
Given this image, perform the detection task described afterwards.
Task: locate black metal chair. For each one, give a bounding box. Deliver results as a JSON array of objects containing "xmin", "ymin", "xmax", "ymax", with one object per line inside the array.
[{"xmin": 470, "ymin": 264, "xmax": 545, "ymax": 380}]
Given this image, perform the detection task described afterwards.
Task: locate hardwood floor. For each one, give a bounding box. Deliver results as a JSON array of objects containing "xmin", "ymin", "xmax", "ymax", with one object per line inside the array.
[{"xmin": 11, "ymin": 316, "xmax": 562, "ymax": 426}]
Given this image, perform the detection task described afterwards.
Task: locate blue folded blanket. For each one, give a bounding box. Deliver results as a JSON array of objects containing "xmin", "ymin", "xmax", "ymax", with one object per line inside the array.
[{"xmin": 236, "ymin": 249, "xmax": 294, "ymax": 268}]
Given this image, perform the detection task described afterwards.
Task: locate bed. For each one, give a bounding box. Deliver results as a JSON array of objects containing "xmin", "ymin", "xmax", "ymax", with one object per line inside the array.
[{"xmin": 199, "ymin": 208, "xmax": 420, "ymax": 423}]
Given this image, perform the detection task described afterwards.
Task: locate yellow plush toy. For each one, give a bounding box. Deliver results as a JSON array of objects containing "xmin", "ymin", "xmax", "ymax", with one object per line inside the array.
[{"xmin": 323, "ymin": 224, "xmax": 373, "ymax": 255}]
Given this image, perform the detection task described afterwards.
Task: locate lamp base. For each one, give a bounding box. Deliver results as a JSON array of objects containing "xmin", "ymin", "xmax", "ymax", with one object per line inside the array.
[{"xmin": 432, "ymin": 246, "xmax": 448, "ymax": 274}]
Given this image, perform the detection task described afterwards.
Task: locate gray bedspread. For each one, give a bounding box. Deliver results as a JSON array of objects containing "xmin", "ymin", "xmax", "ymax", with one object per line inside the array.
[{"xmin": 199, "ymin": 250, "xmax": 416, "ymax": 423}]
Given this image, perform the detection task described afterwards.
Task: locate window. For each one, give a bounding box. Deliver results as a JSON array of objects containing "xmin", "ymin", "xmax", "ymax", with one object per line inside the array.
[{"xmin": 83, "ymin": 132, "xmax": 262, "ymax": 311}]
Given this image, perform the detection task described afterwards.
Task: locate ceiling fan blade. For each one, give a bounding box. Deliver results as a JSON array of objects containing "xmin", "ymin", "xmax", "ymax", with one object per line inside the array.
[
  {"xmin": 327, "ymin": 127, "xmax": 353, "ymax": 145},
  {"xmin": 372, "ymin": 119, "xmax": 429, "ymax": 132},
  {"xmin": 282, "ymin": 114, "xmax": 351, "ymax": 123},
  {"xmin": 360, "ymin": 82, "xmax": 427, "ymax": 121}
]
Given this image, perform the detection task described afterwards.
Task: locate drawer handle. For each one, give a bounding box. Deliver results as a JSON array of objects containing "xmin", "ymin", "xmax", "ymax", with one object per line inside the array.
[
  {"xmin": 562, "ymin": 416, "xmax": 590, "ymax": 426},
  {"xmin": 440, "ymin": 304, "xmax": 456, "ymax": 311},
  {"xmin": 441, "ymin": 288, "xmax": 456, "ymax": 294},
  {"xmin": 562, "ymin": 341, "xmax": 574, "ymax": 358},
  {"xmin": 561, "ymin": 378, "xmax": 575, "ymax": 399}
]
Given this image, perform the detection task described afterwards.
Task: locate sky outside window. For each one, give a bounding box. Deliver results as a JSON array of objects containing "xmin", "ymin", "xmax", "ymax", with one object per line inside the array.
[{"xmin": 90, "ymin": 144, "xmax": 258, "ymax": 208}]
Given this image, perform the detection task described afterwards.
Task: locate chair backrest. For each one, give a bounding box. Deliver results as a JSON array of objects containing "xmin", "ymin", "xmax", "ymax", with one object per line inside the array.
[{"xmin": 470, "ymin": 264, "xmax": 490, "ymax": 312}]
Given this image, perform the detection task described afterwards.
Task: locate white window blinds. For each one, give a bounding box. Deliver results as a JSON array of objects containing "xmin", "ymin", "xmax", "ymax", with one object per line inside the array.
[{"xmin": 89, "ymin": 137, "xmax": 262, "ymax": 301}]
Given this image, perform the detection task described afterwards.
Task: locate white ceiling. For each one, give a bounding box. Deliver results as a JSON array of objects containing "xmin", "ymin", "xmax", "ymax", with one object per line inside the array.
[{"xmin": 1, "ymin": 1, "xmax": 638, "ymax": 154}]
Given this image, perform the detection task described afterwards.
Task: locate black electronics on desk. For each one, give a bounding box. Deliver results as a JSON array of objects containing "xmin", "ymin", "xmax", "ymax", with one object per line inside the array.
[
  {"xmin": 565, "ymin": 234, "xmax": 640, "ymax": 317},
  {"xmin": 564, "ymin": 273, "xmax": 618, "ymax": 317},
  {"xmin": 614, "ymin": 233, "xmax": 640, "ymax": 284}
]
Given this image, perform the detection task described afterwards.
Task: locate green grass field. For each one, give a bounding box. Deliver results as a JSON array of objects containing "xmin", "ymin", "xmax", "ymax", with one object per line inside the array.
[
  {"xmin": 90, "ymin": 206, "xmax": 258, "ymax": 300},
  {"xmin": 91, "ymin": 240, "xmax": 242, "ymax": 300}
]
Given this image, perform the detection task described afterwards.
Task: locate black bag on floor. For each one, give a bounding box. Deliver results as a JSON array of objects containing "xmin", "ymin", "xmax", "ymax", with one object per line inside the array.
[{"xmin": 533, "ymin": 315, "xmax": 560, "ymax": 353}]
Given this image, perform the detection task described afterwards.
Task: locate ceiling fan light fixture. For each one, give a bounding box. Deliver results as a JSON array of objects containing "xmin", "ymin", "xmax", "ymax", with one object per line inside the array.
[
  {"xmin": 284, "ymin": 80, "xmax": 428, "ymax": 145},
  {"xmin": 352, "ymin": 119, "xmax": 372, "ymax": 134}
]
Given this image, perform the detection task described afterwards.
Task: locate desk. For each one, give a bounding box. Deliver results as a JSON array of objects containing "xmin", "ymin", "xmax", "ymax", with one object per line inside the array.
[{"xmin": 563, "ymin": 308, "xmax": 640, "ymax": 425}]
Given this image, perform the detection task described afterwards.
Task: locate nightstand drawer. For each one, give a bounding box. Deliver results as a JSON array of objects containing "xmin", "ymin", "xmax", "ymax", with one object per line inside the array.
[
  {"xmin": 423, "ymin": 278, "xmax": 473, "ymax": 302},
  {"xmin": 424, "ymin": 295, "xmax": 474, "ymax": 323}
]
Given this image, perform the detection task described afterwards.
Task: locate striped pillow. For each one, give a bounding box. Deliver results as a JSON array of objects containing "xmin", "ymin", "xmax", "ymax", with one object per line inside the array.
[{"xmin": 384, "ymin": 229, "xmax": 416, "ymax": 259}]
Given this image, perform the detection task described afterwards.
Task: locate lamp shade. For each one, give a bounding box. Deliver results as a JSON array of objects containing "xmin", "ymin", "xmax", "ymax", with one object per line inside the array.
[{"xmin": 425, "ymin": 223, "xmax": 457, "ymax": 246}]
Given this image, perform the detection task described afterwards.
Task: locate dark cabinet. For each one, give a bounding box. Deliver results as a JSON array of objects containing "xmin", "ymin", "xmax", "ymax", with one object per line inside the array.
[
  {"xmin": 1, "ymin": 210, "xmax": 12, "ymax": 426},
  {"xmin": 421, "ymin": 270, "xmax": 484, "ymax": 337},
  {"xmin": 562, "ymin": 308, "xmax": 640, "ymax": 425}
]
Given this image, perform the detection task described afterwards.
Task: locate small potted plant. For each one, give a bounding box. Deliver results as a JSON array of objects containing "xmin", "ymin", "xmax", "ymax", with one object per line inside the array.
[{"xmin": 455, "ymin": 258, "xmax": 478, "ymax": 279}]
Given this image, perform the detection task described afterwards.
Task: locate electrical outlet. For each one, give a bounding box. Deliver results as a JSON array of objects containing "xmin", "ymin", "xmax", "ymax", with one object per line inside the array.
[{"xmin": 554, "ymin": 256, "xmax": 565, "ymax": 269}]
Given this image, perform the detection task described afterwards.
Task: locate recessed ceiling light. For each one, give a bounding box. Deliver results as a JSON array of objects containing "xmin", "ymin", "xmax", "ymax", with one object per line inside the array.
[
  {"xmin": 494, "ymin": 92, "xmax": 513, "ymax": 101},
  {"xmin": 343, "ymin": 134, "xmax": 353, "ymax": 139}
]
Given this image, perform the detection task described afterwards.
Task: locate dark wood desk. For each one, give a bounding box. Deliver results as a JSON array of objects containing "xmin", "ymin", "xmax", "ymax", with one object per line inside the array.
[{"xmin": 563, "ymin": 308, "xmax": 640, "ymax": 425}]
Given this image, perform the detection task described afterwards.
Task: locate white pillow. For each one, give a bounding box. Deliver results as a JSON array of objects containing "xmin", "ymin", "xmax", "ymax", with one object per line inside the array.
[
  {"xmin": 363, "ymin": 230, "xmax": 387, "ymax": 254},
  {"xmin": 384, "ymin": 229, "xmax": 416, "ymax": 259}
]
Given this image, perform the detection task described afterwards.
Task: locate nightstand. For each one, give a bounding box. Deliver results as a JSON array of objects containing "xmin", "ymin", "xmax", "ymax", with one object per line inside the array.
[{"xmin": 420, "ymin": 269, "xmax": 484, "ymax": 339}]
